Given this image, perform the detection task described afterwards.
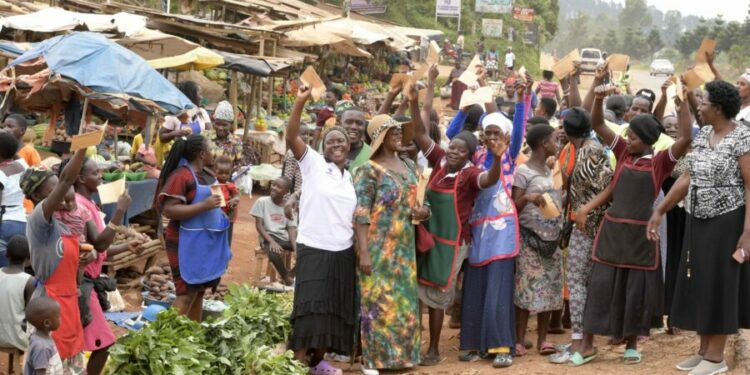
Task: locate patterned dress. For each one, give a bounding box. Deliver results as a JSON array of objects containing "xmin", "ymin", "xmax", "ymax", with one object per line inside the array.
[
  {"xmin": 205, "ymin": 130, "xmax": 257, "ymax": 171},
  {"xmin": 353, "ymin": 160, "xmax": 420, "ymax": 369}
]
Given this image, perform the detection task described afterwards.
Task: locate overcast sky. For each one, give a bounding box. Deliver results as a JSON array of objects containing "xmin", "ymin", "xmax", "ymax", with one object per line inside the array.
[{"xmin": 613, "ymin": 0, "xmax": 747, "ymax": 22}]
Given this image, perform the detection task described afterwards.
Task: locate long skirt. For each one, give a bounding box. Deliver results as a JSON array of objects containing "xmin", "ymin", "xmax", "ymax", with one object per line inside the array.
[
  {"xmin": 583, "ymin": 262, "xmax": 663, "ymax": 338},
  {"xmin": 664, "ymin": 205, "xmax": 686, "ymax": 317},
  {"xmin": 670, "ymin": 207, "xmax": 750, "ymax": 334},
  {"xmin": 514, "ymin": 234, "xmax": 564, "ymax": 313},
  {"xmin": 289, "ymin": 244, "xmax": 356, "ymax": 354},
  {"xmin": 459, "ymin": 259, "xmax": 515, "ymax": 352}
]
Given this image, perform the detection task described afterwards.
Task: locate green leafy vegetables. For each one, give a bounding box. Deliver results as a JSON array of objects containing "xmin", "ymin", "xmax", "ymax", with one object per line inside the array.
[{"xmin": 107, "ymin": 284, "xmax": 306, "ymax": 375}]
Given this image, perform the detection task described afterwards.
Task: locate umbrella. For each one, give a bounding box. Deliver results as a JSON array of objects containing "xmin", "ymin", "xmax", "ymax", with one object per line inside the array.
[{"xmin": 10, "ymin": 31, "xmax": 193, "ymax": 113}]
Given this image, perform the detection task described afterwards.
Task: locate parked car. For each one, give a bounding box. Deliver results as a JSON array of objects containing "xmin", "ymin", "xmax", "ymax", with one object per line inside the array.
[
  {"xmin": 650, "ymin": 59, "xmax": 675, "ymax": 76},
  {"xmin": 579, "ymin": 48, "xmax": 605, "ymax": 73}
]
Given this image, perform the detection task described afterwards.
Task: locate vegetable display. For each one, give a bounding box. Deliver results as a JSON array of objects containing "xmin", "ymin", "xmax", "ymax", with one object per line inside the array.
[{"xmin": 107, "ymin": 284, "xmax": 306, "ymax": 375}]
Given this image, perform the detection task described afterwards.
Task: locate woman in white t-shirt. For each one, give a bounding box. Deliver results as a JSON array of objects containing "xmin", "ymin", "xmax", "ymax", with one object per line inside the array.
[
  {"xmin": 285, "ymin": 85, "xmax": 356, "ymax": 375},
  {"xmin": 0, "ymin": 132, "xmax": 27, "ymax": 267}
]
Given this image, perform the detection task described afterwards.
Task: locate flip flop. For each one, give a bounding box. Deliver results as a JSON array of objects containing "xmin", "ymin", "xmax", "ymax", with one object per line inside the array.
[
  {"xmin": 309, "ymin": 360, "xmax": 343, "ymax": 375},
  {"xmin": 539, "ymin": 342, "xmax": 556, "ymax": 355},
  {"xmin": 569, "ymin": 350, "xmax": 597, "ymax": 366},
  {"xmin": 623, "ymin": 349, "xmax": 642, "ymax": 364},
  {"xmin": 420, "ymin": 353, "xmax": 442, "ymax": 366},
  {"xmin": 514, "ymin": 343, "xmax": 528, "ymax": 357}
]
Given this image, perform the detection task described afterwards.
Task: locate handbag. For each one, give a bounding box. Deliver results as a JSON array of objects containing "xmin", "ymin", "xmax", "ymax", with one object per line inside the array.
[
  {"xmin": 520, "ymin": 226, "xmax": 560, "ymax": 258},
  {"xmin": 416, "ymin": 223, "xmax": 435, "ymax": 253}
]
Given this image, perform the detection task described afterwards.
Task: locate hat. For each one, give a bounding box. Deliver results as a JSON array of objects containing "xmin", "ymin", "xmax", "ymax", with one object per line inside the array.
[
  {"xmin": 20, "ymin": 167, "xmax": 55, "ymax": 199},
  {"xmin": 334, "ymin": 100, "xmax": 356, "ymax": 115},
  {"xmin": 628, "ymin": 114, "xmax": 662, "ymax": 146},
  {"xmin": 367, "ymin": 114, "xmax": 405, "ymax": 157},
  {"xmin": 481, "ymin": 112, "xmax": 512, "ymax": 135},
  {"xmin": 213, "ymin": 101, "xmax": 234, "ymax": 122}
]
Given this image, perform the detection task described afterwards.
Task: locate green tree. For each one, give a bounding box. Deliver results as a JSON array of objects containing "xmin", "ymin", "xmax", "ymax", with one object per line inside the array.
[
  {"xmin": 662, "ymin": 10, "xmax": 682, "ymax": 46},
  {"xmin": 646, "ymin": 29, "xmax": 663, "ymax": 56},
  {"xmin": 675, "ymin": 18, "xmax": 710, "ymax": 58},
  {"xmin": 603, "ymin": 29, "xmax": 619, "ymax": 52},
  {"xmin": 619, "ymin": 0, "xmax": 651, "ymax": 29}
]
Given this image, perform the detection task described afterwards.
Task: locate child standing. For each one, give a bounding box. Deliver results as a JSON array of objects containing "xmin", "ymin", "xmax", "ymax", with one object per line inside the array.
[
  {"xmin": 535, "ymin": 70, "xmax": 562, "ymax": 104},
  {"xmin": 214, "ymin": 159, "xmax": 241, "ymax": 245},
  {"xmin": 250, "ymin": 176, "xmax": 297, "ymax": 286},
  {"xmin": 0, "ymin": 235, "xmax": 36, "ymax": 351},
  {"xmin": 24, "ymin": 296, "xmax": 63, "ymax": 375}
]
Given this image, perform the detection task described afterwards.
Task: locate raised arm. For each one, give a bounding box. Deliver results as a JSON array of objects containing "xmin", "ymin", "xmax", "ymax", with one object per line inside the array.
[
  {"xmin": 285, "ymin": 87, "xmax": 313, "ymax": 160},
  {"xmin": 421, "ymin": 64, "xmax": 438, "ymax": 128},
  {"xmin": 686, "ymin": 87, "xmax": 703, "ymax": 127},
  {"xmin": 567, "ymin": 64, "xmax": 583, "ymax": 108},
  {"xmin": 478, "ymin": 136, "xmax": 508, "ymax": 189},
  {"xmin": 42, "ymin": 148, "xmax": 86, "ymax": 221},
  {"xmin": 591, "ymin": 85, "xmax": 617, "ymax": 147},
  {"xmin": 378, "ymin": 84, "xmax": 403, "ymax": 115},
  {"xmin": 669, "ymin": 81, "xmax": 694, "ymax": 160},
  {"xmin": 412, "ymin": 85, "xmax": 434, "ymax": 154},
  {"xmin": 705, "ymin": 51, "xmax": 722, "ymax": 82},
  {"xmin": 86, "ymin": 193, "xmax": 131, "ymax": 251},
  {"xmin": 583, "ymin": 63, "xmax": 609, "ymax": 112},
  {"xmin": 477, "ymin": 66, "xmax": 498, "ymax": 113},
  {"xmin": 509, "ymin": 78, "xmax": 530, "ymax": 159},
  {"xmin": 653, "ymin": 79, "xmax": 672, "ymax": 121}
]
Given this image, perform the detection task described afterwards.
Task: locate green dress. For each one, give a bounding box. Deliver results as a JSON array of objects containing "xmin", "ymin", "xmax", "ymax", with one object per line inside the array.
[{"xmin": 354, "ymin": 160, "xmax": 421, "ymax": 369}]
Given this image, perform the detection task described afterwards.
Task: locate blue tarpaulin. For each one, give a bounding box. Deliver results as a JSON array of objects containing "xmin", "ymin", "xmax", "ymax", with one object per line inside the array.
[{"xmin": 10, "ymin": 32, "xmax": 193, "ymax": 113}]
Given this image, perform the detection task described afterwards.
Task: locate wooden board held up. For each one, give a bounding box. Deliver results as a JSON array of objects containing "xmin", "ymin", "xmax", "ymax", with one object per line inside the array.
[{"xmin": 300, "ymin": 66, "xmax": 326, "ymax": 101}]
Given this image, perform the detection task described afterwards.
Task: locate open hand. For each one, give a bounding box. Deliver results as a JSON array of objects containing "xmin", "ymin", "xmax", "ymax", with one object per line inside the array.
[
  {"xmin": 487, "ymin": 137, "xmax": 508, "ymax": 158},
  {"xmin": 269, "ymin": 241, "xmax": 284, "ymax": 254}
]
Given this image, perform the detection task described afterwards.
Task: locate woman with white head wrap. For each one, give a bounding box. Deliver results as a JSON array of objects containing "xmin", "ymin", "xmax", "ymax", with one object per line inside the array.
[
  {"xmin": 458, "ymin": 81, "xmax": 531, "ymax": 368},
  {"xmin": 206, "ymin": 100, "xmax": 256, "ymax": 172}
]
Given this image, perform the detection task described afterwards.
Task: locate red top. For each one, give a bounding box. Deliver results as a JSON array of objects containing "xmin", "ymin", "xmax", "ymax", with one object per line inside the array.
[
  {"xmin": 610, "ymin": 135, "xmax": 676, "ymax": 187},
  {"xmin": 424, "ymin": 142, "xmax": 483, "ymax": 244},
  {"xmin": 219, "ymin": 182, "xmax": 240, "ymax": 222}
]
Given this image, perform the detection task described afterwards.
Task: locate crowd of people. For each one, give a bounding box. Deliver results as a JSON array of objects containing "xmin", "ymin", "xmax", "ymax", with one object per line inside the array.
[{"xmin": 0, "ymin": 36, "xmax": 748, "ymax": 375}]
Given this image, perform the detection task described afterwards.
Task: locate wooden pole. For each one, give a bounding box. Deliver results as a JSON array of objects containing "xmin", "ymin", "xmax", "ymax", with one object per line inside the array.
[
  {"xmin": 243, "ymin": 75, "xmax": 255, "ymax": 142},
  {"xmin": 266, "ymin": 76, "xmax": 273, "ymax": 115},
  {"xmin": 230, "ymin": 70, "xmax": 238, "ymax": 130},
  {"xmin": 256, "ymin": 77, "xmax": 263, "ymax": 122},
  {"xmin": 259, "ymin": 39, "xmax": 265, "ymax": 56}
]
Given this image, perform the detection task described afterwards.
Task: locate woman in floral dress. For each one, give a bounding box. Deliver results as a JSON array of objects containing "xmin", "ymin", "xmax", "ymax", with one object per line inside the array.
[{"xmin": 354, "ymin": 114, "xmax": 427, "ymax": 374}]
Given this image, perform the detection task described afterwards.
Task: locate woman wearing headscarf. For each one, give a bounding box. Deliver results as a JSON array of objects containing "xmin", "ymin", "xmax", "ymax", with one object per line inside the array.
[
  {"xmin": 548, "ymin": 107, "xmax": 613, "ymax": 365},
  {"xmin": 649, "ymin": 80, "xmax": 750, "ymax": 375},
  {"xmin": 572, "ymin": 84, "xmax": 692, "ymax": 366},
  {"xmin": 21, "ymin": 148, "xmax": 127, "ymax": 374},
  {"xmin": 285, "ymin": 86, "xmax": 357, "ymax": 375},
  {"xmin": 206, "ymin": 100, "xmax": 256, "ymax": 172},
  {"xmin": 411, "ymin": 77, "xmax": 507, "ymax": 366},
  {"xmin": 0, "ymin": 132, "xmax": 26, "ymax": 268},
  {"xmin": 458, "ymin": 79, "xmax": 530, "ymax": 368},
  {"xmin": 159, "ymin": 135, "xmax": 231, "ymax": 321},
  {"xmin": 353, "ymin": 113, "xmax": 426, "ymax": 374}
]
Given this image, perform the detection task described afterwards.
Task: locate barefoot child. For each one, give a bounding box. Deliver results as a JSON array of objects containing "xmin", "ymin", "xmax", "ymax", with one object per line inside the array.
[
  {"xmin": 250, "ymin": 176, "xmax": 297, "ymax": 286},
  {"xmin": 0, "ymin": 235, "xmax": 36, "ymax": 351},
  {"xmin": 24, "ymin": 296, "xmax": 63, "ymax": 375},
  {"xmin": 572, "ymin": 83, "xmax": 692, "ymax": 366}
]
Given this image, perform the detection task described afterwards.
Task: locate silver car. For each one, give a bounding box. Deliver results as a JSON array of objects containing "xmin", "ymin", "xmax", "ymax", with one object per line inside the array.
[{"xmin": 650, "ymin": 59, "xmax": 674, "ymax": 76}]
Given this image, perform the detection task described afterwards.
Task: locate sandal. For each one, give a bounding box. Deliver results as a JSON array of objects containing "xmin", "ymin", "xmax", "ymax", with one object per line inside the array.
[
  {"xmin": 549, "ymin": 350, "xmax": 573, "ymax": 364},
  {"xmin": 539, "ymin": 342, "xmax": 556, "ymax": 355},
  {"xmin": 569, "ymin": 349, "xmax": 597, "ymax": 366},
  {"xmin": 623, "ymin": 349, "xmax": 642, "ymax": 364},
  {"xmin": 309, "ymin": 360, "xmax": 343, "ymax": 375},
  {"xmin": 514, "ymin": 343, "xmax": 528, "ymax": 357},
  {"xmin": 420, "ymin": 353, "xmax": 442, "ymax": 366}
]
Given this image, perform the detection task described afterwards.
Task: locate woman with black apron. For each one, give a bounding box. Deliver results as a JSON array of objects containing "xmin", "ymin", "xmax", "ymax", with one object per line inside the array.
[{"xmin": 571, "ymin": 84, "xmax": 693, "ymax": 366}]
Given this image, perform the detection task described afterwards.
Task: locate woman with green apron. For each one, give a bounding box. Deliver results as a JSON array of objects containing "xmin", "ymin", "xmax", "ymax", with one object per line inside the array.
[
  {"xmin": 572, "ymin": 85, "xmax": 692, "ymax": 366},
  {"xmin": 410, "ymin": 71, "xmax": 508, "ymax": 365}
]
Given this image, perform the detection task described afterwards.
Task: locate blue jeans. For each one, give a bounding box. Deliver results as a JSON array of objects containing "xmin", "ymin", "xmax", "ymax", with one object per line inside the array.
[{"xmin": 0, "ymin": 220, "xmax": 27, "ymax": 267}]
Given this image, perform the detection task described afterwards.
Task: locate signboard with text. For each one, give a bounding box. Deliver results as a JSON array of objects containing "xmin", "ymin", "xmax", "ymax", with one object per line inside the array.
[
  {"xmin": 436, "ymin": 0, "xmax": 461, "ymax": 17},
  {"xmin": 475, "ymin": 0, "xmax": 512, "ymax": 14},
  {"xmin": 512, "ymin": 7, "xmax": 534, "ymax": 22},
  {"xmin": 482, "ymin": 18, "xmax": 503, "ymax": 37}
]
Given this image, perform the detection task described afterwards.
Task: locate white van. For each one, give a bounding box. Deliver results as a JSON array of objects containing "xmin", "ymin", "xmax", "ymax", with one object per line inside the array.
[{"xmin": 580, "ymin": 48, "xmax": 604, "ymax": 73}]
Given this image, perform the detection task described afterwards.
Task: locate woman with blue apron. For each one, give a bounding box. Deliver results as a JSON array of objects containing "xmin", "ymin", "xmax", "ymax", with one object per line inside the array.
[{"xmin": 159, "ymin": 135, "xmax": 231, "ymax": 321}]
